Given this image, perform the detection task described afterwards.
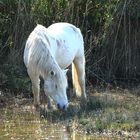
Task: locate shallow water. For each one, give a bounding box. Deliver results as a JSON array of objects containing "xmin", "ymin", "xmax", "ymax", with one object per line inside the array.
[{"xmin": 0, "ymin": 105, "xmax": 95, "ymax": 140}]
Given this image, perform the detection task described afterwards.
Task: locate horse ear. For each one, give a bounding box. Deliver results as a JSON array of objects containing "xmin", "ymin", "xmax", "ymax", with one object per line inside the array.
[{"xmin": 63, "ymin": 69, "xmax": 68, "ymax": 75}]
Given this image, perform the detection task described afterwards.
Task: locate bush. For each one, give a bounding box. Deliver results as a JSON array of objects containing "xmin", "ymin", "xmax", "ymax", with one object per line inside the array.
[{"xmin": 0, "ymin": 0, "xmax": 140, "ymax": 91}]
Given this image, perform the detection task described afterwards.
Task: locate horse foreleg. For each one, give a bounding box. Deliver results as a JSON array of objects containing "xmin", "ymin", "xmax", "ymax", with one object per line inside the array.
[
  {"xmin": 44, "ymin": 94, "xmax": 52, "ymax": 109},
  {"xmin": 73, "ymin": 57, "xmax": 87, "ymax": 100},
  {"xmin": 28, "ymin": 70, "xmax": 40, "ymax": 107},
  {"xmin": 32, "ymin": 79, "xmax": 40, "ymax": 107}
]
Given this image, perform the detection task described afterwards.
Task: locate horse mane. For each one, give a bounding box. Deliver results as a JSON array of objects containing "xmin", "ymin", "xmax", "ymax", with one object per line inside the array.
[
  {"xmin": 28, "ymin": 35, "xmax": 53, "ymax": 75},
  {"xmin": 27, "ymin": 25, "xmax": 67, "ymax": 87}
]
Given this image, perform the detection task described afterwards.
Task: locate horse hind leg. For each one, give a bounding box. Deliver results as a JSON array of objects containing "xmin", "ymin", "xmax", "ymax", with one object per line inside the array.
[{"xmin": 72, "ymin": 56, "xmax": 87, "ymax": 100}]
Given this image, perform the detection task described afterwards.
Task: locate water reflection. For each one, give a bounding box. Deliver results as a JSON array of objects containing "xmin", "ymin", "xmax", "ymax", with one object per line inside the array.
[{"xmin": 0, "ymin": 106, "xmax": 93, "ymax": 140}]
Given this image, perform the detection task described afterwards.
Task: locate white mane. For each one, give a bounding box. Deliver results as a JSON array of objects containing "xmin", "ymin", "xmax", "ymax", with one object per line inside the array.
[{"xmin": 25, "ymin": 26, "xmax": 55, "ymax": 75}]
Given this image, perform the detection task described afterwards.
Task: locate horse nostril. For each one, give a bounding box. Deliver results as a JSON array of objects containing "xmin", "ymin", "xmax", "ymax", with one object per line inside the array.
[
  {"xmin": 57, "ymin": 104, "xmax": 60, "ymax": 109},
  {"xmin": 57, "ymin": 104, "xmax": 67, "ymax": 110}
]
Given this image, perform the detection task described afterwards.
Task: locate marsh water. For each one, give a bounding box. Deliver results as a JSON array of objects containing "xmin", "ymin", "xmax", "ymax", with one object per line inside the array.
[{"xmin": 0, "ymin": 105, "xmax": 94, "ymax": 140}]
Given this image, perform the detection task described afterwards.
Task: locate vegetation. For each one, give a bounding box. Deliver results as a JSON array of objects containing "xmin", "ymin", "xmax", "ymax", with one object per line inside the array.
[
  {"xmin": 0, "ymin": 88, "xmax": 140, "ymax": 139},
  {"xmin": 0, "ymin": 0, "xmax": 140, "ymax": 139},
  {"xmin": 1, "ymin": 0, "xmax": 140, "ymax": 91}
]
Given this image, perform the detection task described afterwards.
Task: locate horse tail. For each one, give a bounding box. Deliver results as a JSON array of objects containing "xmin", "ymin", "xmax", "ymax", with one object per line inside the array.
[{"xmin": 72, "ymin": 62, "xmax": 81, "ymax": 97}]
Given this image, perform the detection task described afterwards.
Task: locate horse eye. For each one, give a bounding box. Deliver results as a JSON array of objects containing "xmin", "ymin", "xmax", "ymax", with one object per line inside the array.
[{"xmin": 50, "ymin": 71, "xmax": 54, "ymax": 76}]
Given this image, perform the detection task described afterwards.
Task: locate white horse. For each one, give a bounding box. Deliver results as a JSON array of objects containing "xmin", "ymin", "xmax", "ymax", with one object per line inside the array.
[{"xmin": 24, "ymin": 22, "xmax": 86, "ymax": 110}]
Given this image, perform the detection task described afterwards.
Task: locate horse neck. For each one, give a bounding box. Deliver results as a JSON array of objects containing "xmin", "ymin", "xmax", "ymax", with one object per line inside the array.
[{"xmin": 43, "ymin": 49, "xmax": 62, "ymax": 79}]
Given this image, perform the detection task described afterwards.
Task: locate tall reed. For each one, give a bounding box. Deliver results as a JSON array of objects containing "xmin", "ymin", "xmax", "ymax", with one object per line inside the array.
[{"xmin": 0, "ymin": 0, "xmax": 140, "ymax": 89}]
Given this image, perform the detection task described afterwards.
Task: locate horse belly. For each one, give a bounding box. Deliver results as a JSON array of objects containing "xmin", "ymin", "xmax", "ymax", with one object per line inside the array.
[
  {"xmin": 55, "ymin": 40, "xmax": 82, "ymax": 69},
  {"xmin": 56, "ymin": 52, "xmax": 75, "ymax": 69},
  {"xmin": 54, "ymin": 40, "xmax": 74, "ymax": 68}
]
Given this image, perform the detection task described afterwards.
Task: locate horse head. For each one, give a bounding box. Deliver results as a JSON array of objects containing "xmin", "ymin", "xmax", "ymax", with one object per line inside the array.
[{"xmin": 44, "ymin": 69, "xmax": 68, "ymax": 110}]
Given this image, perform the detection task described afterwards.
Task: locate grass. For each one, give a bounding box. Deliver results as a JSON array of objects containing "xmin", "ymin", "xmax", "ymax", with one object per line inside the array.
[
  {"xmin": 25, "ymin": 88, "xmax": 140, "ymax": 139},
  {"xmin": 62, "ymin": 89, "xmax": 140, "ymax": 138},
  {"xmin": 0, "ymin": 87, "xmax": 140, "ymax": 139}
]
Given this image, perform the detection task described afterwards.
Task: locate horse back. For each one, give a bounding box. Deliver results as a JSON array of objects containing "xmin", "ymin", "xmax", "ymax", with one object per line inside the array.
[{"xmin": 47, "ymin": 23, "xmax": 84, "ymax": 68}]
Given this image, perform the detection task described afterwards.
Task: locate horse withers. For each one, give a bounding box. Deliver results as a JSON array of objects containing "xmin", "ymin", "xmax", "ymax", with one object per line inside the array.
[{"xmin": 24, "ymin": 22, "xmax": 86, "ymax": 110}]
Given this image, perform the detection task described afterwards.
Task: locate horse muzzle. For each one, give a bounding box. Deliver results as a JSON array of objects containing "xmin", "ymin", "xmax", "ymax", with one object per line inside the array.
[{"xmin": 57, "ymin": 103, "xmax": 68, "ymax": 111}]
